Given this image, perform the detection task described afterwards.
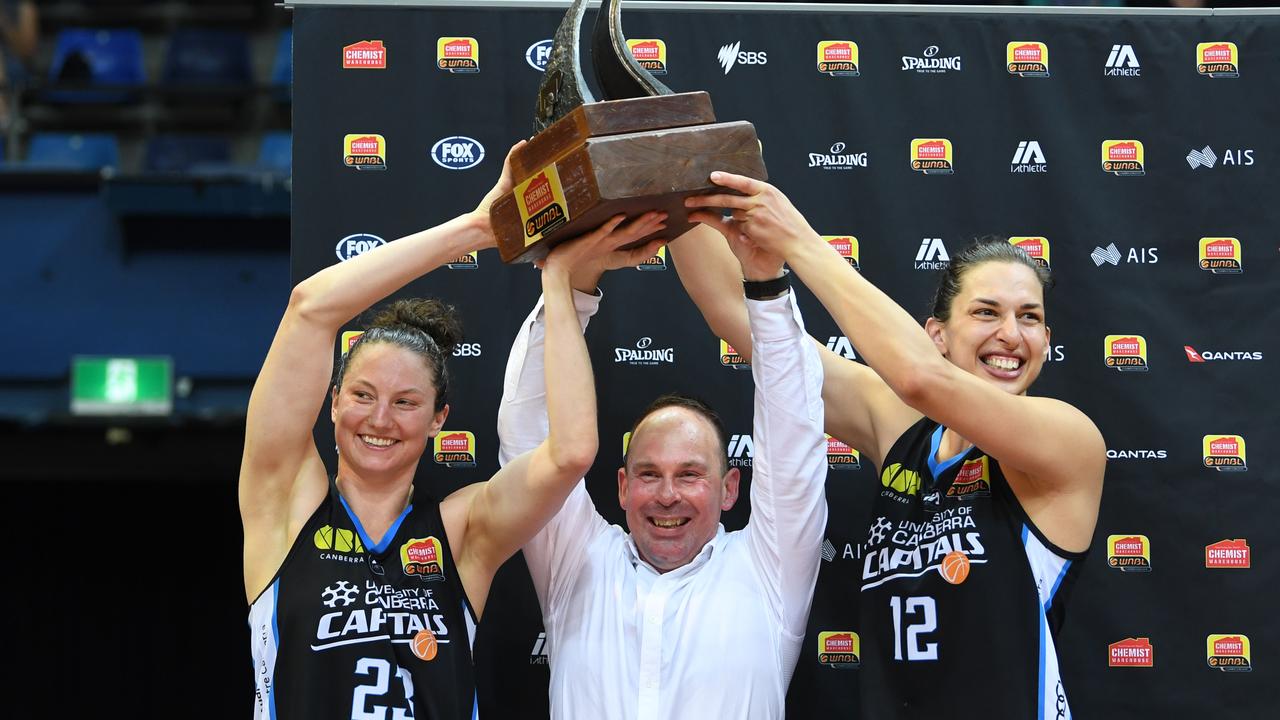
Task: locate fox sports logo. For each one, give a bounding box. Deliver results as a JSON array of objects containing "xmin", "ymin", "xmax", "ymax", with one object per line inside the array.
[
  {"xmin": 431, "ymin": 136, "xmax": 485, "ymax": 170},
  {"xmin": 526, "ymin": 40, "xmax": 553, "ymax": 71}
]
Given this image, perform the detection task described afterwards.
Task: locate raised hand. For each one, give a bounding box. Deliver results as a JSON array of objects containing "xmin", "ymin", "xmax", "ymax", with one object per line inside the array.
[
  {"xmin": 538, "ymin": 211, "xmax": 668, "ymax": 282},
  {"xmin": 470, "ymin": 140, "xmax": 528, "ymax": 249},
  {"xmin": 685, "ymin": 171, "xmax": 819, "ymax": 279}
]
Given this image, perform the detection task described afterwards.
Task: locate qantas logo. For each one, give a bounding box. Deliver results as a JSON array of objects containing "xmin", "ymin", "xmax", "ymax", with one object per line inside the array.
[{"xmin": 1185, "ymin": 345, "xmax": 1262, "ymax": 362}]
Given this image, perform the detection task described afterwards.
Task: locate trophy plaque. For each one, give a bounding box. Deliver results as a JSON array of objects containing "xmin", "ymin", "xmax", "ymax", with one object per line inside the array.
[{"xmin": 490, "ymin": 0, "xmax": 768, "ymax": 263}]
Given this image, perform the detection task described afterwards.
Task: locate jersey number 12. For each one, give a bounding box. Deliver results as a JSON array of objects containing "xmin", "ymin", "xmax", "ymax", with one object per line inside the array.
[{"xmin": 889, "ymin": 595, "xmax": 938, "ymax": 661}]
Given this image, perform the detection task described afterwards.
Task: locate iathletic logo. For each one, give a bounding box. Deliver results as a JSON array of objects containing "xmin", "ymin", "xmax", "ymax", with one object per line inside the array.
[
  {"xmin": 817, "ymin": 41, "xmax": 859, "ymax": 76},
  {"xmin": 1010, "ymin": 237, "xmax": 1049, "ymax": 269},
  {"xmin": 434, "ymin": 430, "xmax": 477, "ymax": 468},
  {"xmin": 343, "ymin": 40, "xmax": 387, "ymax": 69},
  {"xmin": 1104, "ymin": 335, "xmax": 1148, "ymax": 372},
  {"xmin": 1202, "ymin": 434, "xmax": 1246, "ymax": 472},
  {"xmin": 825, "ymin": 336, "xmax": 856, "ymax": 360},
  {"xmin": 344, "ymin": 134, "xmax": 386, "ymax": 170},
  {"xmin": 1205, "ymin": 539, "xmax": 1250, "ymax": 569},
  {"xmin": 910, "ymin": 138, "xmax": 953, "ymax": 175},
  {"xmin": 727, "ymin": 433, "xmax": 753, "ymax": 469},
  {"xmin": 914, "ymin": 237, "xmax": 949, "ymax": 270},
  {"xmin": 1109, "ymin": 637, "xmax": 1154, "ymax": 667},
  {"xmin": 1207, "ymin": 634, "xmax": 1251, "ymax": 672},
  {"xmin": 1198, "ymin": 237, "xmax": 1242, "ymax": 273},
  {"xmin": 437, "ymin": 37, "xmax": 478, "ymax": 73},
  {"xmin": 1102, "ymin": 140, "xmax": 1145, "ymax": 176},
  {"xmin": 1010, "ymin": 140, "xmax": 1047, "ymax": 173},
  {"xmin": 1107, "ymin": 534, "xmax": 1151, "ymax": 572},
  {"xmin": 818, "ymin": 631, "xmax": 861, "ymax": 668},
  {"xmin": 1104, "ymin": 45, "xmax": 1140, "ymax": 76},
  {"xmin": 1197, "ymin": 42, "xmax": 1239, "ymax": 78},
  {"xmin": 627, "ymin": 39, "xmax": 667, "ymax": 74},
  {"xmin": 1007, "ymin": 41, "xmax": 1049, "ymax": 77}
]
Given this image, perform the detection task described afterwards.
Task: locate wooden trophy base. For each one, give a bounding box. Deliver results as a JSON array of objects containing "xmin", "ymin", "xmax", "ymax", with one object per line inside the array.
[{"xmin": 491, "ymin": 92, "xmax": 767, "ymax": 264}]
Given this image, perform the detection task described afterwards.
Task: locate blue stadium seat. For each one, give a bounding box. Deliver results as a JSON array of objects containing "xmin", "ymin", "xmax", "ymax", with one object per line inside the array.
[
  {"xmin": 162, "ymin": 29, "xmax": 253, "ymax": 86},
  {"xmin": 258, "ymin": 131, "xmax": 291, "ymax": 174},
  {"xmin": 25, "ymin": 133, "xmax": 120, "ymax": 170},
  {"xmin": 47, "ymin": 29, "xmax": 145, "ymax": 103},
  {"xmin": 270, "ymin": 29, "xmax": 292, "ymax": 101},
  {"xmin": 144, "ymin": 134, "xmax": 231, "ymax": 173}
]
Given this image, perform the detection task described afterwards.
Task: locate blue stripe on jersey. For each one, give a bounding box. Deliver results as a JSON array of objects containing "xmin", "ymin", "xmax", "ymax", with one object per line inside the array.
[
  {"xmin": 1037, "ymin": 604, "xmax": 1048, "ymax": 720},
  {"xmin": 1046, "ymin": 560, "xmax": 1072, "ymax": 612},
  {"xmin": 338, "ymin": 493, "xmax": 414, "ymax": 554},
  {"xmin": 927, "ymin": 424, "xmax": 968, "ymax": 479},
  {"xmin": 271, "ymin": 581, "xmax": 280, "ymax": 720},
  {"xmin": 1021, "ymin": 524, "xmax": 1030, "ymax": 544},
  {"xmin": 472, "ymin": 690, "xmax": 480, "ymax": 720}
]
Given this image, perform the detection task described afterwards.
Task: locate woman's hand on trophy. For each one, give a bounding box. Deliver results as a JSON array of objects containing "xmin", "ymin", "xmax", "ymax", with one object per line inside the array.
[
  {"xmin": 685, "ymin": 171, "xmax": 820, "ymax": 275},
  {"xmin": 538, "ymin": 211, "xmax": 668, "ymax": 283}
]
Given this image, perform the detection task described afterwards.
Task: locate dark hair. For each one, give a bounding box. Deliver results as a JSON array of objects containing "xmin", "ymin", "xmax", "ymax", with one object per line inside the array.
[
  {"xmin": 336, "ymin": 298, "xmax": 462, "ymax": 411},
  {"xmin": 624, "ymin": 393, "xmax": 729, "ymax": 476},
  {"xmin": 929, "ymin": 236, "xmax": 1054, "ymax": 321}
]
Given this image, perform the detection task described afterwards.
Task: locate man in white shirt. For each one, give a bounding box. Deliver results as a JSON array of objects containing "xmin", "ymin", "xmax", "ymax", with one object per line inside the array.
[{"xmin": 497, "ymin": 228, "xmax": 827, "ymax": 720}]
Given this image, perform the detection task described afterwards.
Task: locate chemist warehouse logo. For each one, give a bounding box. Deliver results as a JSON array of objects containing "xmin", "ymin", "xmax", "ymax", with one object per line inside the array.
[
  {"xmin": 1106, "ymin": 534, "xmax": 1151, "ymax": 572},
  {"xmin": 437, "ymin": 37, "xmax": 478, "ymax": 73},
  {"xmin": 825, "ymin": 236, "xmax": 859, "ymax": 270},
  {"xmin": 947, "ymin": 456, "xmax": 991, "ymax": 498},
  {"xmin": 627, "ymin": 39, "xmax": 667, "ymax": 74},
  {"xmin": 910, "ymin": 139, "xmax": 953, "ymax": 175},
  {"xmin": 1198, "ymin": 237, "xmax": 1242, "ymax": 274},
  {"xmin": 1202, "ymin": 434, "xmax": 1246, "ymax": 472},
  {"xmin": 434, "ymin": 430, "xmax": 477, "ymax": 468},
  {"xmin": 1009, "ymin": 237, "xmax": 1049, "ymax": 269},
  {"xmin": 818, "ymin": 631, "xmax": 861, "ymax": 669},
  {"xmin": 1007, "ymin": 41, "xmax": 1049, "ymax": 77},
  {"xmin": 1108, "ymin": 637, "xmax": 1154, "ymax": 668},
  {"xmin": 401, "ymin": 536, "xmax": 446, "ymax": 582},
  {"xmin": 1197, "ymin": 42, "xmax": 1239, "ymax": 78},
  {"xmin": 1207, "ymin": 634, "xmax": 1251, "ymax": 672},
  {"xmin": 827, "ymin": 435, "xmax": 861, "ymax": 470},
  {"xmin": 817, "ymin": 40, "xmax": 859, "ymax": 77},
  {"xmin": 343, "ymin": 40, "xmax": 386, "ymax": 69},
  {"xmin": 1205, "ymin": 539, "xmax": 1250, "ymax": 569},
  {"xmin": 344, "ymin": 134, "xmax": 386, "ymax": 170},
  {"xmin": 720, "ymin": 339, "xmax": 749, "ymax": 370},
  {"xmin": 1102, "ymin": 140, "xmax": 1145, "ymax": 176},
  {"xmin": 1104, "ymin": 334, "xmax": 1148, "ymax": 372}
]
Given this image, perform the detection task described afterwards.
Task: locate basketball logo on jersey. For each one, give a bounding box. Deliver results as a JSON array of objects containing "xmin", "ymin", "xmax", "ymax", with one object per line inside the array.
[
  {"xmin": 411, "ymin": 628, "xmax": 440, "ymax": 661},
  {"xmin": 946, "ymin": 456, "xmax": 991, "ymax": 498},
  {"xmin": 817, "ymin": 631, "xmax": 861, "ymax": 668},
  {"xmin": 400, "ymin": 537, "xmax": 446, "ymax": 582},
  {"xmin": 861, "ymin": 508, "xmax": 987, "ymax": 589}
]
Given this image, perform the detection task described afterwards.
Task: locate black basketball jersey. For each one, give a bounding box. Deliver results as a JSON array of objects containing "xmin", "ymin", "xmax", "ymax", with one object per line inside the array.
[
  {"xmin": 249, "ymin": 480, "xmax": 478, "ymax": 720},
  {"xmin": 849, "ymin": 417, "xmax": 1086, "ymax": 719}
]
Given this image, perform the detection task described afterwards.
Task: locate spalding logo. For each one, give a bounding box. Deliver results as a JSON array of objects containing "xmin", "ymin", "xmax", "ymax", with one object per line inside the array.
[
  {"xmin": 431, "ymin": 136, "xmax": 485, "ymax": 170},
  {"xmin": 336, "ymin": 233, "xmax": 386, "ymax": 262},
  {"xmin": 526, "ymin": 39, "xmax": 553, "ymax": 71}
]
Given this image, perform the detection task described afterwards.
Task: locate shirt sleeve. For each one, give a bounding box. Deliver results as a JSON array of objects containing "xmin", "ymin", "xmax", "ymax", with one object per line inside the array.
[
  {"xmin": 496, "ymin": 288, "xmax": 608, "ymax": 615},
  {"xmin": 742, "ymin": 291, "xmax": 827, "ymax": 638}
]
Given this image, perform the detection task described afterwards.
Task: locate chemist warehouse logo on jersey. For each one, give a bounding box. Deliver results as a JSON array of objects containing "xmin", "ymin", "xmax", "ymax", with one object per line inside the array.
[
  {"xmin": 1102, "ymin": 140, "xmax": 1145, "ymax": 176},
  {"xmin": 437, "ymin": 37, "xmax": 478, "ymax": 73},
  {"xmin": 1106, "ymin": 534, "xmax": 1151, "ymax": 572},
  {"xmin": 910, "ymin": 139, "xmax": 953, "ymax": 175},
  {"xmin": 818, "ymin": 631, "xmax": 861, "ymax": 669},
  {"xmin": 817, "ymin": 40, "xmax": 859, "ymax": 76},
  {"xmin": 627, "ymin": 39, "xmax": 667, "ymax": 74},
  {"xmin": 1205, "ymin": 539, "xmax": 1250, "ymax": 569},
  {"xmin": 1009, "ymin": 237, "xmax": 1050, "ymax": 269},
  {"xmin": 1202, "ymin": 434, "xmax": 1246, "ymax": 472},
  {"xmin": 1197, "ymin": 42, "xmax": 1239, "ymax": 78},
  {"xmin": 947, "ymin": 456, "xmax": 991, "ymax": 498},
  {"xmin": 1207, "ymin": 634, "xmax": 1251, "ymax": 672},
  {"xmin": 1198, "ymin": 237, "xmax": 1242, "ymax": 274},
  {"xmin": 434, "ymin": 430, "xmax": 477, "ymax": 467},
  {"xmin": 400, "ymin": 536, "xmax": 447, "ymax": 582},
  {"xmin": 827, "ymin": 435, "xmax": 861, "ymax": 470},
  {"xmin": 720, "ymin": 339, "xmax": 749, "ymax": 369},
  {"xmin": 343, "ymin": 40, "xmax": 386, "ymax": 69},
  {"xmin": 1108, "ymin": 637, "xmax": 1154, "ymax": 668},
  {"xmin": 1007, "ymin": 41, "xmax": 1049, "ymax": 77},
  {"xmin": 344, "ymin": 134, "xmax": 386, "ymax": 170},
  {"xmin": 1104, "ymin": 334, "xmax": 1148, "ymax": 372}
]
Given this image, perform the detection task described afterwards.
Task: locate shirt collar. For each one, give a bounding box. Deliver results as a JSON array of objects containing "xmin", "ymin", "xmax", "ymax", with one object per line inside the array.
[{"xmin": 624, "ymin": 524, "xmax": 727, "ymax": 576}]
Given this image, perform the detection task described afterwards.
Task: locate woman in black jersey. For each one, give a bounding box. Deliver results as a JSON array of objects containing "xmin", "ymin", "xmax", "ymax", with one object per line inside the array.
[
  {"xmin": 241, "ymin": 142, "xmax": 667, "ymax": 720},
  {"xmin": 678, "ymin": 172, "xmax": 1104, "ymax": 719}
]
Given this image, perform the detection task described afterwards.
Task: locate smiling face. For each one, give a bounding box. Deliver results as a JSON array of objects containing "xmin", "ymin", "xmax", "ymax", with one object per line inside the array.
[
  {"xmin": 925, "ymin": 261, "xmax": 1050, "ymax": 396},
  {"xmin": 618, "ymin": 406, "xmax": 740, "ymax": 573},
  {"xmin": 331, "ymin": 342, "xmax": 448, "ymax": 481}
]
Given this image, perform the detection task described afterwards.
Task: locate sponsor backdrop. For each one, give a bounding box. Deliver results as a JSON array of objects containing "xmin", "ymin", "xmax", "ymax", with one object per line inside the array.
[{"xmin": 290, "ymin": 2, "xmax": 1277, "ymax": 717}]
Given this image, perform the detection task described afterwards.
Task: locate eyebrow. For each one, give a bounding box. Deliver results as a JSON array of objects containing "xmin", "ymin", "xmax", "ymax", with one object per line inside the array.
[
  {"xmin": 972, "ymin": 297, "xmax": 1043, "ymax": 310},
  {"xmin": 348, "ymin": 379, "xmax": 427, "ymax": 395}
]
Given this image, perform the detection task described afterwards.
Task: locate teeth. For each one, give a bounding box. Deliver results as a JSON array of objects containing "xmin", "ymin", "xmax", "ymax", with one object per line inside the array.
[
  {"xmin": 652, "ymin": 518, "xmax": 687, "ymax": 528},
  {"xmin": 984, "ymin": 356, "xmax": 1021, "ymax": 371},
  {"xmin": 361, "ymin": 435, "xmax": 395, "ymax": 447}
]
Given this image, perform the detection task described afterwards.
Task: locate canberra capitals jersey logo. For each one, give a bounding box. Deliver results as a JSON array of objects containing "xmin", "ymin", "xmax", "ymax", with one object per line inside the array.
[
  {"xmin": 947, "ymin": 456, "xmax": 991, "ymax": 498},
  {"xmin": 400, "ymin": 536, "xmax": 446, "ymax": 582},
  {"xmin": 1107, "ymin": 534, "xmax": 1151, "ymax": 572},
  {"xmin": 437, "ymin": 37, "xmax": 479, "ymax": 73}
]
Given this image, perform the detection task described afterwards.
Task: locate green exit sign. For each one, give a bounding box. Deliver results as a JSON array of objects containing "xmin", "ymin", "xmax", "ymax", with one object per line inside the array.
[{"xmin": 71, "ymin": 356, "xmax": 173, "ymax": 416}]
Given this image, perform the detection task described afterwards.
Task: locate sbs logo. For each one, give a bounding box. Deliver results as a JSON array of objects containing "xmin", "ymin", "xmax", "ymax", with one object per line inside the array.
[
  {"xmin": 452, "ymin": 343, "xmax": 481, "ymax": 358},
  {"xmin": 432, "ymin": 136, "xmax": 485, "ymax": 170},
  {"xmin": 717, "ymin": 41, "xmax": 767, "ymax": 75},
  {"xmin": 335, "ymin": 233, "xmax": 385, "ymax": 262}
]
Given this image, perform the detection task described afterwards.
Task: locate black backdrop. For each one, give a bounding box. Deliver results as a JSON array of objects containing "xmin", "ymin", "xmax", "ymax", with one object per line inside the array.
[{"xmin": 289, "ymin": 2, "xmax": 1277, "ymax": 717}]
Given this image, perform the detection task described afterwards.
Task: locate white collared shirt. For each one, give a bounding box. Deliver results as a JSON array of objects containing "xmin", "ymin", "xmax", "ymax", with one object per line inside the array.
[{"xmin": 498, "ymin": 290, "xmax": 827, "ymax": 720}]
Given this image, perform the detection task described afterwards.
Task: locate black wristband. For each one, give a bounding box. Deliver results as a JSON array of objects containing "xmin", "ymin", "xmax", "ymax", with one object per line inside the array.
[{"xmin": 743, "ymin": 269, "xmax": 791, "ymax": 300}]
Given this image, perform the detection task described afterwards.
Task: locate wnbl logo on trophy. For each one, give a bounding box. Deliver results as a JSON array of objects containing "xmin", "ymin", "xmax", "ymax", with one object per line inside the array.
[
  {"xmin": 1206, "ymin": 635, "xmax": 1251, "ymax": 672},
  {"xmin": 437, "ymin": 37, "xmax": 479, "ymax": 73},
  {"xmin": 1009, "ymin": 237, "xmax": 1049, "ymax": 269},
  {"xmin": 1107, "ymin": 534, "xmax": 1151, "ymax": 572},
  {"xmin": 817, "ymin": 41, "xmax": 859, "ymax": 76},
  {"xmin": 434, "ymin": 431, "xmax": 477, "ymax": 467},
  {"xmin": 720, "ymin": 339, "xmax": 749, "ymax": 370},
  {"xmin": 1102, "ymin": 140, "xmax": 1145, "ymax": 176},
  {"xmin": 516, "ymin": 167, "xmax": 570, "ymax": 245},
  {"xmin": 343, "ymin": 40, "xmax": 386, "ymax": 69},
  {"xmin": 910, "ymin": 139, "xmax": 953, "ymax": 174},
  {"xmin": 818, "ymin": 631, "xmax": 861, "ymax": 668},
  {"xmin": 1202, "ymin": 435, "xmax": 1246, "ymax": 472},
  {"xmin": 824, "ymin": 236, "xmax": 859, "ymax": 270},
  {"xmin": 627, "ymin": 39, "xmax": 667, "ymax": 74},
  {"xmin": 1007, "ymin": 41, "xmax": 1049, "ymax": 77},
  {"xmin": 344, "ymin": 134, "xmax": 386, "ymax": 170},
  {"xmin": 1197, "ymin": 42, "xmax": 1239, "ymax": 78},
  {"xmin": 1198, "ymin": 237, "xmax": 1242, "ymax": 274},
  {"xmin": 1104, "ymin": 335, "xmax": 1148, "ymax": 371}
]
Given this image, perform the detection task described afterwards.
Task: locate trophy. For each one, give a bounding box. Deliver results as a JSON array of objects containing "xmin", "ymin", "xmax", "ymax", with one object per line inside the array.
[{"xmin": 490, "ymin": 0, "xmax": 768, "ymax": 263}]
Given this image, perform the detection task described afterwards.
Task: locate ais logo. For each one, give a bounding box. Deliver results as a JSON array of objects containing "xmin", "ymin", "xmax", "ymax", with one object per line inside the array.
[
  {"xmin": 1102, "ymin": 140, "xmax": 1145, "ymax": 176},
  {"xmin": 627, "ymin": 39, "xmax": 667, "ymax": 74},
  {"xmin": 1202, "ymin": 434, "xmax": 1246, "ymax": 472},
  {"xmin": 818, "ymin": 631, "xmax": 861, "ymax": 669},
  {"xmin": 1197, "ymin": 42, "xmax": 1239, "ymax": 78},
  {"xmin": 720, "ymin": 339, "xmax": 749, "ymax": 370},
  {"xmin": 911, "ymin": 138, "xmax": 953, "ymax": 175},
  {"xmin": 1104, "ymin": 334, "xmax": 1148, "ymax": 372},
  {"xmin": 826, "ymin": 435, "xmax": 860, "ymax": 470},
  {"xmin": 817, "ymin": 40, "xmax": 859, "ymax": 77},
  {"xmin": 824, "ymin": 236, "xmax": 860, "ymax": 270},
  {"xmin": 432, "ymin": 136, "xmax": 484, "ymax": 170},
  {"xmin": 1107, "ymin": 534, "xmax": 1151, "ymax": 572},
  {"xmin": 400, "ymin": 536, "xmax": 446, "ymax": 582},
  {"xmin": 1009, "ymin": 237, "xmax": 1049, "ymax": 269},
  {"xmin": 526, "ymin": 39, "xmax": 553, "ymax": 71},
  {"xmin": 437, "ymin": 37, "xmax": 478, "ymax": 73},
  {"xmin": 1207, "ymin": 634, "xmax": 1251, "ymax": 672},
  {"xmin": 1007, "ymin": 41, "xmax": 1049, "ymax": 77},
  {"xmin": 335, "ymin": 233, "xmax": 385, "ymax": 262},
  {"xmin": 1108, "ymin": 637, "xmax": 1154, "ymax": 668},
  {"xmin": 344, "ymin": 134, "xmax": 386, "ymax": 170},
  {"xmin": 1205, "ymin": 539, "xmax": 1250, "ymax": 569},
  {"xmin": 1198, "ymin": 237, "xmax": 1242, "ymax": 274},
  {"xmin": 434, "ymin": 430, "xmax": 477, "ymax": 468},
  {"xmin": 343, "ymin": 40, "xmax": 386, "ymax": 69}
]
